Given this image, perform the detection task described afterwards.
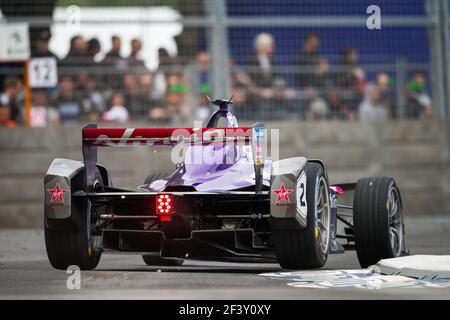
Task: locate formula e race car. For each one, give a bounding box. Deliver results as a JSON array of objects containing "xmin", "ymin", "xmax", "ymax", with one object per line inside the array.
[{"xmin": 44, "ymin": 98, "xmax": 407, "ymax": 270}]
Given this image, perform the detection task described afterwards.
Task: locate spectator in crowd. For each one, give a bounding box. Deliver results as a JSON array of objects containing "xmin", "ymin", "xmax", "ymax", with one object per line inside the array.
[
  {"xmin": 0, "ymin": 104, "xmax": 16, "ymax": 128},
  {"xmin": 103, "ymin": 93, "xmax": 129, "ymax": 123},
  {"xmin": 86, "ymin": 38, "xmax": 101, "ymax": 65},
  {"xmin": 335, "ymin": 46, "xmax": 365, "ymax": 118},
  {"xmin": 123, "ymin": 73, "xmax": 145, "ymax": 118},
  {"xmin": 138, "ymin": 73, "xmax": 165, "ymax": 121},
  {"xmin": 102, "ymin": 35, "xmax": 127, "ymax": 89},
  {"xmin": 308, "ymin": 58, "xmax": 331, "ymax": 91},
  {"xmin": 230, "ymin": 58, "xmax": 254, "ymax": 90},
  {"xmin": 75, "ymin": 71, "xmax": 104, "ymax": 124},
  {"xmin": 195, "ymin": 95, "xmax": 211, "ymax": 122},
  {"xmin": 304, "ymin": 87, "xmax": 329, "ymax": 120},
  {"xmin": 51, "ymin": 76, "xmax": 83, "ymax": 125},
  {"xmin": 185, "ymin": 51, "xmax": 211, "ymax": 120},
  {"xmin": 293, "ymin": 32, "xmax": 322, "ymax": 88},
  {"xmin": 246, "ymin": 33, "xmax": 296, "ymax": 118},
  {"xmin": 358, "ymin": 85, "xmax": 388, "ymax": 121},
  {"xmin": 139, "ymin": 73, "xmax": 155, "ymax": 103},
  {"xmin": 246, "ymin": 33, "xmax": 279, "ymax": 88},
  {"xmin": 74, "ymin": 72, "xmax": 91, "ymax": 98},
  {"xmin": 32, "ymin": 29, "xmax": 58, "ymax": 60},
  {"xmin": 405, "ymin": 72, "xmax": 432, "ymax": 118},
  {"xmin": 326, "ymin": 88, "xmax": 348, "ymax": 120},
  {"xmin": 30, "ymin": 89, "xmax": 59, "ymax": 127},
  {"xmin": 374, "ymin": 73, "xmax": 394, "ymax": 117},
  {"xmin": 164, "ymin": 72, "xmax": 189, "ymax": 121},
  {"xmin": 335, "ymin": 46, "xmax": 366, "ymax": 91},
  {"xmin": 229, "ymin": 58, "xmax": 255, "ymax": 118},
  {"xmin": 127, "ymin": 38, "xmax": 145, "ymax": 68},
  {"xmin": 79, "ymin": 76, "xmax": 106, "ymax": 120},
  {"xmin": 102, "ymin": 35, "xmax": 123, "ymax": 65},
  {"xmin": 66, "ymin": 38, "xmax": 100, "ymax": 99},
  {"xmin": 0, "ymin": 77, "xmax": 21, "ymax": 123},
  {"xmin": 159, "ymin": 48, "xmax": 178, "ymax": 70},
  {"xmin": 153, "ymin": 48, "xmax": 171, "ymax": 101},
  {"xmin": 14, "ymin": 78, "xmax": 25, "ymax": 109},
  {"xmin": 81, "ymin": 38, "xmax": 102, "ymax": 94},
  {"xmin": 192, "ymin": 51, "xmax": 211, "ymax": 94},
  {"xmin": 61, "ymin": 35, "xmax": 87, "ymax": 66}
]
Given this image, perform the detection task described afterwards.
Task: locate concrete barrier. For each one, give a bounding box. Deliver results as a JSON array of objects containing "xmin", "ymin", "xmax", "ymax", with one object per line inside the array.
[
  {"xmin": 378, "ymin": 255, "xmax": 450, "ymax": 279},
  {"xmin": 1, "ymin": 120, "xmax": 449, "ymax": 227}
]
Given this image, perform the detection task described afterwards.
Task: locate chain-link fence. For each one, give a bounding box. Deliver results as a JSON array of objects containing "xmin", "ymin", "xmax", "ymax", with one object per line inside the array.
[{"xmin": 0, "ymin": 0, "xmax": 449, "ymax": 127}]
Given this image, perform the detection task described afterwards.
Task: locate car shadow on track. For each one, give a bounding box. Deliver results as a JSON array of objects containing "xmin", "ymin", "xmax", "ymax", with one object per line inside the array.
[{"xmin": 97, "ymin": 263, "xmax": 282, "ymax": 274}]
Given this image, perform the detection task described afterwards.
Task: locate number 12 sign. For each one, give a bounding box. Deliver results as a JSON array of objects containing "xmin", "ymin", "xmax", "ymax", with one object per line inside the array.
[{"xmin": 28, "ymin": 57, "xmax": 58, "ymax": 88}]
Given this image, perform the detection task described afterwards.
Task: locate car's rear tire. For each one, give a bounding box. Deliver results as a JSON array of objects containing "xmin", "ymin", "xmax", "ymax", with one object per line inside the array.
[
  {"xmin": 273, "ymin": 162, "xmax": 331, "ymax": 269},
  {"xmin": 44, "ymin": 168, "xmax": 104, "ymax": 270},
  {"xmin": 142, "ymin": 255, "xmax": 184, "ymax": 266},
  {"xmin": 353, "ymin": 177, "xmax": 406, "ymax": 268}
]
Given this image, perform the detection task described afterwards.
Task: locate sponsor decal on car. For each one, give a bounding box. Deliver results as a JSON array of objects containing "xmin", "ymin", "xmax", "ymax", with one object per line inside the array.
[
  {"xmin": 273, "ymin": 183, "xmax": 293, "ymax": 206},
  {"xmin": 84, "ymin": 127, "xmax": 253, "ymax": 147},
  {"xmin": 47, "ymin": 182, "xmax": 68, "ymax": 205},
  {"xmin": 296, "ymin": 171, "xmax": 307, "ymax": 219}
]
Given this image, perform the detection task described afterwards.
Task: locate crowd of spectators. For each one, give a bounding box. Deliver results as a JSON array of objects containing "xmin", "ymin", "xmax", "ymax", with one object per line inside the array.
[
  {"xmin": 0, "ymin": 30, "xmax": 433, "ymax": 128},
  {"xmin": 233, "ymin": 32, "xmax": 432, "ymax": 121}
]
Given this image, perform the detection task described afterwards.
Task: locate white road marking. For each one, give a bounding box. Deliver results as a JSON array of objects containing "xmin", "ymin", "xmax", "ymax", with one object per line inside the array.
[{"xmin": 260, "ymin": 269, "xmax": 450, "ymax": 289}]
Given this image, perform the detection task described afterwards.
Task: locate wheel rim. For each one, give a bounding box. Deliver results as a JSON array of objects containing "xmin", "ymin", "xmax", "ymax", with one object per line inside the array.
[
  {"xmin": 387, "ymin": 184, "xmax": 403, "ymax": 257},
  {"xmin": 316, "ymin": 176, "xmax": 330, "ymax": 255}
]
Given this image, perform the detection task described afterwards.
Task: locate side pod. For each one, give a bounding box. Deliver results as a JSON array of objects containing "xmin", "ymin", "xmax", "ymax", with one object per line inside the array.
[
  {"xmin": 270, "ymin": 157, "xmax": 308, "ymax": 230},
  {"xmin": 44, "ymin": 158, "xmax": 85, "ymax": 231},
  {"xmin": 44, "ymin": 158, "xmax": 111, "ymax": 231}
]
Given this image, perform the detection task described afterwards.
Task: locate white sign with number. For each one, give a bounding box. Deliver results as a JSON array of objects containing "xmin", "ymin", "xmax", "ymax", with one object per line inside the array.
[{"xmin": 28, "ymin": 57, "xmax": 58, "ymax": 88}]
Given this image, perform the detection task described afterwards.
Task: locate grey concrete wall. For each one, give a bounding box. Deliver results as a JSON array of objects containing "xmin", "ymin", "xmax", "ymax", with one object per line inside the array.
[{"xmin": 1, "ymin": 120, "xmax": 449, "ymax": 227}]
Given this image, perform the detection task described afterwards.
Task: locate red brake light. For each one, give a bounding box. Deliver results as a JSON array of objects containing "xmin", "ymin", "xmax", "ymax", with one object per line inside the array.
[{"xmin": 156, "ymin": 194, "xmax": 173, "ymax": 218}]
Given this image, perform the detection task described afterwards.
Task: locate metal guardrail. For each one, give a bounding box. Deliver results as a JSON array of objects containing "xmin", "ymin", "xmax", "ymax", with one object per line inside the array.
[
  {"xmin": 1, "ymin": 0, "xmax": 448, "ymax": 120},
  {"xmin": 0, "ymin": 15, "xmax": 437, "ymax": 27}
]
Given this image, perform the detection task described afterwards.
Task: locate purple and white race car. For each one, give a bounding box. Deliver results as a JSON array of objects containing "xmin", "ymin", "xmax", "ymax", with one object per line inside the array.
[{"xmin": 44, "ymin": 98, "xmax": 407, "ymax": 270}]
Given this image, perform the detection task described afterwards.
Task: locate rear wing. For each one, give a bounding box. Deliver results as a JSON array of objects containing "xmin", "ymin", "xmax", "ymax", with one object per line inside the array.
[
  {"xmin": 83, "ymin": 126, "xmax": 253, "ymax": 147},
  {"xmin": 81, "ymin": 124, "xmax": 265, "ymax": 193}
]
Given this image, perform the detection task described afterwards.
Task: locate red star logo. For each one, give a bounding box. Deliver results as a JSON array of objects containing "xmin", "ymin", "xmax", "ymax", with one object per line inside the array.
[
  {"xmin": 47, "ymin": 183, "xmax": 68, "ymax": 204},
  {"xmin": 273, "ymin": 183, "xmax": 294, "ymax": 203}
]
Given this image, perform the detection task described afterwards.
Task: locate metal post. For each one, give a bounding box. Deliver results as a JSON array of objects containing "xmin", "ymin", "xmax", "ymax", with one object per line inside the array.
[
  {"xmin": 440, "ymin": 0, "xmax": 450, "ymax": 119},
  {"xmin": 23, "ymin": 60, "xmax": 32, "ymax": 127},
  {"xmin": 205, "ymin": 0, "xmax": 231, "ymax": 99},
  {"xmin": 395, "ymin": 58, "xmax": 406, "ymax": 119},
  {"xmin": 426, "ymin": 0, "xmax": 446, "ymax": 119}
]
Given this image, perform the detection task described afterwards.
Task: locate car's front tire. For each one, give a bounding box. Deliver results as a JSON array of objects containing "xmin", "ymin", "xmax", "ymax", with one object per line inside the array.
[
  {"xmin": 273, "ymin": 162, "xmax": 331, "ymax": 269},
  {"xmin": 353, "ymin": 177, "xmax": 406, "ymax": 268}
]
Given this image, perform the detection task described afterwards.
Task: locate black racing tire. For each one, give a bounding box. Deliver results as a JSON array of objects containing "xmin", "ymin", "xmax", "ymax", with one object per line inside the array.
[
  {"xmin": 142, "ymin": 255, "xmax": 184, "ymax": 266},
  {"xmin": 353, "ymin": 177, "xmax": 406, "ymax": 268},
  {"xmin": 273, "ymin": 162, "xmax": 331, "ymax": 269},
  {"xmin": 44, "ymin": 168, "xmax": 104, "ymax": 270}
]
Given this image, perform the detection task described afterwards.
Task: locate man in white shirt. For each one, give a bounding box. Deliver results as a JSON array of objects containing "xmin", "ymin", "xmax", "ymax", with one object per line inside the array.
[{"xmin": 359, "ymin": 85, "xmax": 387, "ymax": 121}]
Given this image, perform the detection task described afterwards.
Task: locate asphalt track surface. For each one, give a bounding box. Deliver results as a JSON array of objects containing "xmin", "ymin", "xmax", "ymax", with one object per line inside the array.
[{"xmin": 1, "ymin": 216, "xmax": 450, "ymax": 299}]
